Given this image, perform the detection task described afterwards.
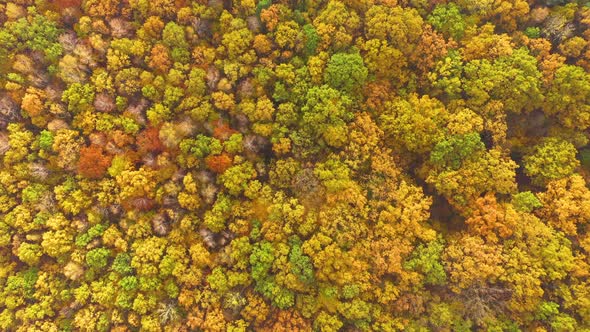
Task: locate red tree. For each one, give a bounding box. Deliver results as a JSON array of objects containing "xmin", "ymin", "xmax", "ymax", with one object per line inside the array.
[
  {"xmin": 212, "ymin": 120, "xmax": 237, "ymax": 142},
  {"xmin": 205, "ymin": 153, "xmax": 233, "ymax": 174},
  {"xmin": 136, "ymin": 127, "xmax": 164, "ymax": 154},
  {"xmin": 77, "ymin": 145, "xmax": 112, "ymax": 179}
]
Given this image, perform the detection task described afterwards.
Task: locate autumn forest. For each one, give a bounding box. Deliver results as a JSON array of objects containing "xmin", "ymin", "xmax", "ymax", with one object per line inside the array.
[{"xmin": 1, "ymin": 0, "xmax": 590, "ymax": 330}]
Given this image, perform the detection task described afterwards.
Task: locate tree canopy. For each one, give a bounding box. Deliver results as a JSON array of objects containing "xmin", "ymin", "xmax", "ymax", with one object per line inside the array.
[{"xmin": 0, "ymin": 0, "xmax": 589, "ymax": 331}]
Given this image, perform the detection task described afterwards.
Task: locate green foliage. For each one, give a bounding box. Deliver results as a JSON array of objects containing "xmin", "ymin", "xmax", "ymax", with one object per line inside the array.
[
  {"xmin": 112, "ymin": 253, "xmax": 134, "ymax": 275},
  {"xmin": 524, "ymin": 27, "xmax": 541, "ymax": 38},
  {"xmin": 551, "ymin": 314, "xmax": 577, "ymax": 332},
  {"xmin": 324, "ymin": 52, "xmax": 368, "ymax": 94},
  {"xmin": 430, "ymin": 132, "xmax": 485, "ymax": 170},
  {"xmin": 180, "ymin": 135, "xmax": 223, "ymax": 158},
  {"xmin": 203, "ymin": 194, "xmax": 232, "ymax": 232},
  {"xmin": 523, "ymin": 137, "xmax": 580, "ymax": 185},
  {"xmin": 186, "ymin": 68, "xmax": 207, "ymax": 96},
  {"xmin": 21, "ymin": 183, "xmax": 48, "ymax": 204},
  {"xmin": 314, "ymin": 312, "xmax": 343, "ymax": 331},
  {"xmin": 250, "ymin": 241, "xmax": 274, "ymax": 282},
  {"xmin": 86, "ymin": 248, "xmax": 111, "ymax": 269},
  {"xmin": 256, "ymin": 279, "xmax": 295, "ymax": 309},
  {"xmin": 288, "ymin": 236, "xmax": 315, "ymax": 284},
  {"xmin": 511, "ymin": 192, "xmax": 542, "ymax": 213},
  {"xmin": 146, "ymin": 103, "xmax": 171, "ymax": 125},
  {"xmin": 463, "ymin": 48, "xmax": 543, "ymax": 113},
  {"xmin": 256, "ymin": 0, "xmax": 272, "ymax": 17},
  {"xmin": 545, "ymin": 65, "xmax": 590, "ymax": 130},
  {"xmin": 218, "ymin": 161, "xmax": 257, "ymax": 196},
  {"xmin": 5, "ymin": 268, "xmax": 38, "ymax": 299},
  {"xmin": 314, "ymin": 156, "xmax": 352, "ymax": 193},
  {"xmin": 76, "ymin": 224, "xmax": 107, "ymax": 247},
  {"xmin": 429, "ymin": 50, "xmax": 464, "ymax": 99},
  {"xmin": 380, "ymin": 94, "xmax": 449, "ymax": 154},
  {"xmin": 224, "ymin": 134, "xmax": 243, "ymax": 154},
  {"xmin": 427, "ymin": 3, "xmax": 467, "ymax": 40},
  {"xmin": 38, "ymin": 130, "xmax": 54, "ymax": 150},
  {"xmin": 208, "ymin": 267, "xmax": 230, "ymax": 293},
  {"xmin": 0, "ymin": 10, "xmax": 63, "ymax": 62},
  {"xmin": 162, "ymin": 22, "xmax": 188, "ymax": 49},
  {"xmin": 404, "ymin": 237, "xmax": 447, "ymax": 286},
  {"xmin": 535, "ymin": 301, "xmax": 559, "ymax": 321},
  {"xmin": 62, "ymin": 83, "xmax": 95, "ymax": 113},
  {"xmin": 296, "ymin": 85, "xmax": 353, "ymax": 149},
  {"xmin": 303, "ymin": 24, "xmax": 319, "ymax": 56},
  {"xmin": 119, "ymin": 276, "xmax": 139, "ymax": 291}
]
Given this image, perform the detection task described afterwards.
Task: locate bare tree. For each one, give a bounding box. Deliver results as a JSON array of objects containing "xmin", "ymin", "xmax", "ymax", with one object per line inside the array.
[
  {"xmin": 460, "ymin": 284, "xmax": 512, "ymax": 325},
  {"xmin": 543, "ymin": 14, "xmax": 575, "ymax": 43},
  {"xmin": 157, "ymin": 302, "xmax": 179, "ymax": 325}
]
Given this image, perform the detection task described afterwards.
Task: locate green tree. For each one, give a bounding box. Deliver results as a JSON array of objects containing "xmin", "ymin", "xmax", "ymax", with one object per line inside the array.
[
  {"xmin": 430, "ymin": 132, "xmax": 485, "ymax": 170},
  {"xmin": 86, "ymin": 248, "xmax": 111, "ymax": 269},
  {"xmin": 294, "ymin": 85, "xmax": 353, "ymax": 150},
  {"xmin": 545, "ymin": 65, "xmax": 590, "ymax": 130},
  {"xmin": 323, "ymin": 52, "xmax": 368, "ymax": 95},
  {"xmin": 511, "ymin": 192, "xmax": 542, "ymax": 213},
  {"xmin": 404, "ymin": 236, "xmax": 447, "ymax": 286},
  {"xmin": 462, "ymin": 48, "xmax": 543, "ymax": 113},
  {"xmin": 427, "ymin": 3, "xmax": 467, "ymax": 40},
  {"xmin": 218, "ymin": 160, "xmax": 257, "ymax": 196},
  {"xmin": 523, "ymin": 137, "xmax": 580, "ymax": 185}
]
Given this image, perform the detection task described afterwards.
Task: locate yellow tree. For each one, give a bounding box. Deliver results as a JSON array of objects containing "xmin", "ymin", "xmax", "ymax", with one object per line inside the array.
[{"xmin": 536, "ymin": 174, "xmax": 590, "ymax": 236}]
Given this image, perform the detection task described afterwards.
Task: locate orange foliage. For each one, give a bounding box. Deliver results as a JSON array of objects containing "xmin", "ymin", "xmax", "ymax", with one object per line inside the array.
[
  {"xmin": 148, "ymin": 44, "xmax": 172, "ymax": 74},
  {"xmin": 253, "ymin": 35, "xmax": 273, "ymax": 55},
  {"xmin": 205, "ymin": 153, "xmax": 233, "ymax": 174},
  {"xmin": 50, "ymin": 0, "xmax": 82, "ymax": 8},
  {"xmin": 84, "ymin": 0, "xmax": 119, "ymax": 17},
  {"xmin": 110, "ymin": 130, "xmax": 134, "ymax": 148},
  {"xmin": 537, "ymin": 175, "xmax": 590, "ymax": 236},
  {"xmin": 121, "ymin": 197, "xmax": 156, "ymax": 211},
  {"xmin": 260, "ymin": 6, "xmax": 280, "ymax": 31},
  {"xmin": 212, "ymin": 120, "xmax": 237, "ymax": 141},
  {"xmin": 21, "ymin": 91, "xmax": 44, "ymax": 118},
  {"xmin": 260, "ymin": 310, "xmax": 311, "ymax": 332},
  {"xmin": 363, "ymin": 80, "xmax": 393, "ymax": 112},
  {"xmin": 412, "ymin": 25, "xmax": 455, "ymax": 84},
  {"xmin": 77, "ymin": 145, "xmax": 112, "ymax": 179},
  {"xmin": 464, "ymin": 193, "xmax": 516, "ymax": 243},
  {"xmin": 136, "ymin": 127, "xmax": 164, "ymax": 153}
]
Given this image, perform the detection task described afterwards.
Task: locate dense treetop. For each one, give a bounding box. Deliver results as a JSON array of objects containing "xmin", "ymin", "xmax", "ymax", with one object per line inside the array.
[{"xmin": 1, "ymin": 0, "xmax": 590, "ymax": 331}]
